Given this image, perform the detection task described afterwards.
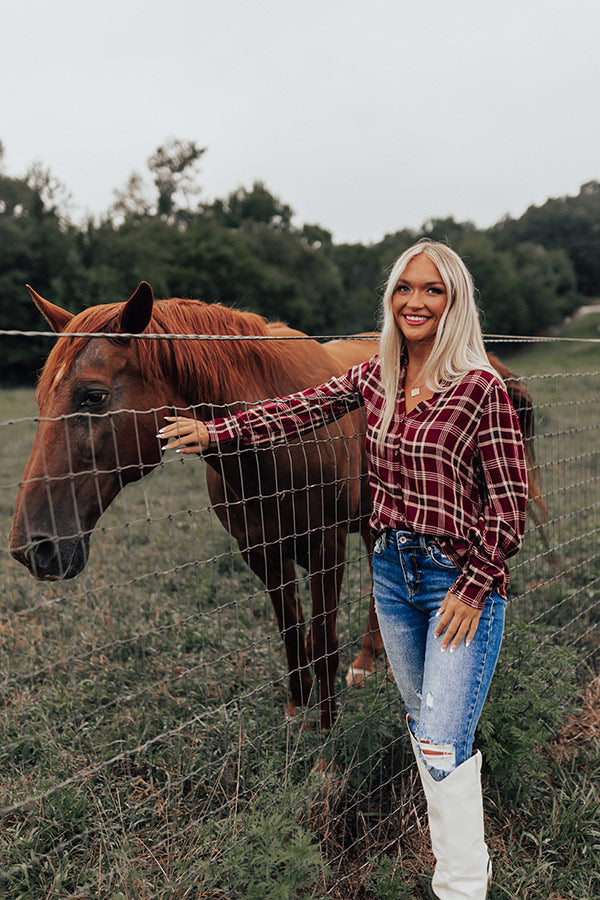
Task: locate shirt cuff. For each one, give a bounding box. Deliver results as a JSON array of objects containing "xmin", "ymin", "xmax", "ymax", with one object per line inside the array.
[
  {"xmin": 205, "ymin": 417, "xmax": 241, "ymax": 446},
  {"xmin": 450, "ymin": 571, "xmax": 494, "ymax": 610}
]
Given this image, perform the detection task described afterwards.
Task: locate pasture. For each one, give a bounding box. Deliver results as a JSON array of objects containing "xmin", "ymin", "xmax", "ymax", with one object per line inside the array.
[{"xmin": 0, "ymin": 318, "xmax": 599, "ymax": 899}]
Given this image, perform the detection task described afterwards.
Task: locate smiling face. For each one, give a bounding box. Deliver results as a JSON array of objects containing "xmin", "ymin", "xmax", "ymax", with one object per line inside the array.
[{"xmin": 391, "ymin": 253, "xmax": 449, "ymax": 350}]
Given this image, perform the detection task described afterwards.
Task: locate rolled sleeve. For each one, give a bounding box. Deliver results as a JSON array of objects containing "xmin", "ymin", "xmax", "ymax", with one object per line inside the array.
[
  {"xmin": 451, "ymin": 382, "xmax": 528, "ymax": 609},
  {"xmin": 203, "ymin": 364, "xmax": 367, "ymax": 450}
]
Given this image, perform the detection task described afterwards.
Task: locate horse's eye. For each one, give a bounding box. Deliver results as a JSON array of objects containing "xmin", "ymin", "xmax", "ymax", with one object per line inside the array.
[{"xmin": 81, "ymin": 390, "xmax": 108, "ymax": 409}]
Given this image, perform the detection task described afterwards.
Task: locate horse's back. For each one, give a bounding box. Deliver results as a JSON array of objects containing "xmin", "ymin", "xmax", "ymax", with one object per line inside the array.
[
  {"xmin": 264, "ymin": 323, "xmax": 377, "ymax": 386},
  {"xmin": 322, "ymin": 334, "xmax": 379, "ymax": 375}
]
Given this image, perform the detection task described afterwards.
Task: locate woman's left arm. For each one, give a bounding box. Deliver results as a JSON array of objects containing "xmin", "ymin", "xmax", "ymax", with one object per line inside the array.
[{"xmin": 435, "ymin": 380, "xmax": 528, "ymax": 650}]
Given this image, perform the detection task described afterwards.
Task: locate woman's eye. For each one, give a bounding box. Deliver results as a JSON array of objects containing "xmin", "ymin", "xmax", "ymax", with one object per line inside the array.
[{"xmin": 81, "ymin": 390, "xmax": 108, "ymax": 408}]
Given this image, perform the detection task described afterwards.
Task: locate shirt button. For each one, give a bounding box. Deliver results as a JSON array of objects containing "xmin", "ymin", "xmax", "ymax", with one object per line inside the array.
[{"xmin": 399, "ymin": 514, "xmax": 405, "ymax": 521}]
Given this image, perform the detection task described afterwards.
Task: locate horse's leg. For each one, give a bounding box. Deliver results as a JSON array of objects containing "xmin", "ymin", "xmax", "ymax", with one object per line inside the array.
[
  {"xmin": 306, "ymin": 535, "xmax": 347, "ymax": 729},
  {"xmin": 244, "ymin": 548, "xmax": 314, "ymax": 718},
  {"xmin": 205, "ymin": 470, "xmax": 313, "ymax": 719},
  {"xmin": 346, "ymin": 527, "xmax": 385, "ymax": 687}
]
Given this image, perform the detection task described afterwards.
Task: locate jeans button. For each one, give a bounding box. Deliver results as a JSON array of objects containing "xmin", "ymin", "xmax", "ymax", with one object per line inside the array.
[{"xmin": 398, "ymin": 535, "xmax": 407, "ymax": 544}]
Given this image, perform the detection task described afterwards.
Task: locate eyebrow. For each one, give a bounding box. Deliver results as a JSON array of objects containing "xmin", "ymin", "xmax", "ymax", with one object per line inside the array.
[{"xmin": 396, "ymin": 278, "xmax": 445, "ymax": 287}]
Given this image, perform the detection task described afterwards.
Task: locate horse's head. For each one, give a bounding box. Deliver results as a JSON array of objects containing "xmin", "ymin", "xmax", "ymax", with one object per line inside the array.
[{"xmin": 9, "ymin": 282, "xmax": 179, "ymax": 580}]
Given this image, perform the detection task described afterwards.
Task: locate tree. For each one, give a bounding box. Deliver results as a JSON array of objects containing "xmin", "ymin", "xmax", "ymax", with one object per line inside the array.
[
  {"xmin": 147, "ymin": 138, "xmax": 205, "ymax": 223},
  {"xmin": 208, "ymin": 181, "xmax": 293, "ymax": 230},
  {"xmin": 492, "ymin": 181, "xmax": 600, "ymax": 296},
  {"xmin": 110, "ymin": 138, "xmax": 205, "ymax": 226},
  {"xmin": 111, "ymin": 172, "xmax": 152, "ymax": 223},
  {"xmin": 0, "ymin": 166, "xmax": 83, "ymax": 381}
]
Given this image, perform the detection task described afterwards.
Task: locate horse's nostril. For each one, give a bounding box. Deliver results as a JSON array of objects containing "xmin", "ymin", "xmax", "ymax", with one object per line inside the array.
[
  {"xmin": 30, "ymin": 535, "xmax": 60, "ymax": 568},
  {"xmin": 19, "ymin": 533, "xmax": 90, "ymax": 580}
]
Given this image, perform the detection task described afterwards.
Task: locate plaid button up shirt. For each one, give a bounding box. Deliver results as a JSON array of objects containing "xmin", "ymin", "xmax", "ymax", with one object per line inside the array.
[{"xmin": 205, "ymin": 355, "xmax": 528, "ymax": 609}]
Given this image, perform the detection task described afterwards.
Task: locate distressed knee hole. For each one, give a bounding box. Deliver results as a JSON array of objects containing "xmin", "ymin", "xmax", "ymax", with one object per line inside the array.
[{"xmin": 418, "ymin": 738, "xmax": 456, "ymax": 773}]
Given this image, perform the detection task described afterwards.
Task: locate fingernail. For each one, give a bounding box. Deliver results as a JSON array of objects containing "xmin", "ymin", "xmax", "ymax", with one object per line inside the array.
[
  {"xmin": 175, "ymin": 448, "xmax": 183, "ymax": 454},
  {"xmin": 449, "ymin": 646, "xmax": 455, "ymax": 654},
  {"xmin": 435, "ymin": 609, "xmax": 442, "ymax": 617},
  {"xmin": 465, "ymin": 639, "xmax": 471, "ymax": 648},
  {"xmin": 440, "ymin": 644, "xmax": 446, "ymax": 653}
]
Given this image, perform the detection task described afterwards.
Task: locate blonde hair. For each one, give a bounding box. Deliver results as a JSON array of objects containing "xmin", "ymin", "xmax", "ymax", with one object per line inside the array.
[{"xmin": 376, "ymin": 239, "xmax": 500, "ymax": 450}]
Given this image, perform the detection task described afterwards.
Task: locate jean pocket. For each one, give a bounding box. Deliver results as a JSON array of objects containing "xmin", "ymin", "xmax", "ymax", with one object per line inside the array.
[{"xmin": 426, "ymin": 542, "xmax": 458, "ymax": 570}]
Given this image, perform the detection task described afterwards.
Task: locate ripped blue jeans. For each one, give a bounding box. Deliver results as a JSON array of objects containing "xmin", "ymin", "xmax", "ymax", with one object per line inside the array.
[{"xmin": 373, "ymin": 530, "xmax": 505, "ymax": 781}]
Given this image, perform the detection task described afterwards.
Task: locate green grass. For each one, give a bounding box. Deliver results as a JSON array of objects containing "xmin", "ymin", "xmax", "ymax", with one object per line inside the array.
[{"xmin": 0, "ymin": 315, "xmax": 598, "ymax": 897}]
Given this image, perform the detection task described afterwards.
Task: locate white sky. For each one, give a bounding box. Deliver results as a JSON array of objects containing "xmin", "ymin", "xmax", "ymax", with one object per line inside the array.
[{"xmin": 2, "ymin": 0, "xmax": 599, "ymax": 244}]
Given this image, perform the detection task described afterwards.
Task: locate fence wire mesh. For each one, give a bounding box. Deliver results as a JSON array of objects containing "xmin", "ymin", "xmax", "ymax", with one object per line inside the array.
[{"xmin": 0, "ymin": 328, "xmax": 598, "ymax": 897}]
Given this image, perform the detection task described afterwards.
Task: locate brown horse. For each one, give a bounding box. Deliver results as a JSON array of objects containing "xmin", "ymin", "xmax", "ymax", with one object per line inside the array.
[
  {"xmin": 9, "ymin": 282, "xmax": 379, "ymax": 728},
  {"xmin": 9, "ymin": 283, "xmax": 547, "ymax": 725}
]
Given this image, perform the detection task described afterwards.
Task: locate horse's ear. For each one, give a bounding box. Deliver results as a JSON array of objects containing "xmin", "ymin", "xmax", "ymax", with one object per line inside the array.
[
  {"xmin": 26, "ymin": 285, "xmax": 74, "ymax": 333},
  {"xmin": 119, "ymin": 282, "xmax": 154, "ymax": 335}
]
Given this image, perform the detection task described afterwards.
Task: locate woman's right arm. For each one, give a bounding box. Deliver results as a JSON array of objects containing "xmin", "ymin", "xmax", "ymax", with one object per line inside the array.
[{"xmin": 159, "ymin": 361, "xmax": 369, "ymax": 454}]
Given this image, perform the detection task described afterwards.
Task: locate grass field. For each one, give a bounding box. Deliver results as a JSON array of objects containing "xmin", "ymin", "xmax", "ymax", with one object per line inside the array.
[{"xmin": 0, "ymin": 314, "xmax": 598, "ymax": 899}]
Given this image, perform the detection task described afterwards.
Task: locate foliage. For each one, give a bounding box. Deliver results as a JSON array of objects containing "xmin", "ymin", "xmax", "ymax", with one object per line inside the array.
[
  {"xmin": 492, "ymin": 180, "xmax": 600, "ymax": 296},
  {"xmin": 194, "ymin": 774, "xmax": 328, "ymax": 899},
  {"xmin": 476, "ymin": 624, "xmax": 579, "ymax": 799},
  {"xmin": 0, "ymin": 137, "xmax": 594, "ymax": 384},
  {"xmin": 366, "ymin": 855, "xmax": 415, "ymax": 900},
  {"xmin": 208, "ymin": 179, "xmax": 293, "ymax": 230}
]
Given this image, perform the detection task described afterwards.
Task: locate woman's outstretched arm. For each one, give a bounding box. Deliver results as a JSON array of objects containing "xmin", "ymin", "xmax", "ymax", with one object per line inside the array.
[{"xmin": 158, "ymin": 359, "xmax": 371, "ymax": 454}]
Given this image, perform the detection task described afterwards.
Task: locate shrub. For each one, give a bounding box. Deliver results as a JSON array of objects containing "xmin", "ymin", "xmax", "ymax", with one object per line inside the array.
[{"xmin": 476, "ymin": 623, "xmax": 578, "ymax": 799}]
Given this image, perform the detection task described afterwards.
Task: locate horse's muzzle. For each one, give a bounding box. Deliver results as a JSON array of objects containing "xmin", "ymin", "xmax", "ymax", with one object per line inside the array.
[{"xmin": 10, "ymin": 533, "xmax": 90, "ymax": 580}]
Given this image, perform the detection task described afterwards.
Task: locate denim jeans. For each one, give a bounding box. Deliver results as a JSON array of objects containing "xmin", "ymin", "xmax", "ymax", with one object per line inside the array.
[{"xmin": 373, "ymin": 529, "xmax": 505, "ymax": 780}]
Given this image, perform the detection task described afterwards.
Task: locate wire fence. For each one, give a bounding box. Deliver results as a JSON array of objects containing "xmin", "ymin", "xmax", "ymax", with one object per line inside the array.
[{"xmin": 0, "ymin": 328, "xmax": 598, "ymax": 897}]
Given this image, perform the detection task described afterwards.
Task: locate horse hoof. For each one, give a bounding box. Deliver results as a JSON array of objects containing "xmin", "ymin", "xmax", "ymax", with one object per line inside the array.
[
  {"xmin": 284, "ymin": 702, "xmax": 298, "ymax": 720},
  {"xmin": 345, "ymin": 665, "xmax": 374, "ymax": 688}
]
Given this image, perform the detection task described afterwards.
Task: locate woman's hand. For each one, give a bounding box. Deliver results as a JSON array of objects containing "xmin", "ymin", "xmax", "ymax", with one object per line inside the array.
[
  {"xmin": 434, "ymin": 590, "xmax": 483, "ymax": 652},
  {"xmin": 158, "ymin": 416, "xmax": 210, "ymax": 453}
]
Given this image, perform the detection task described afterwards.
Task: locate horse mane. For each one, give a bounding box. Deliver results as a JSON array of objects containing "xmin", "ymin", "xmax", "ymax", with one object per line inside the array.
[{"xmin": 37, "ymin": 299, "xmax": 293, "ymax": 407}]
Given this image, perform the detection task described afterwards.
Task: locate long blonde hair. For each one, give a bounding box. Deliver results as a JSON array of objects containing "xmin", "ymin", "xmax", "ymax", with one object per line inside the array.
[{"xmin": 376, "ymin": 239, "xmax": 500, "ymax": 451}]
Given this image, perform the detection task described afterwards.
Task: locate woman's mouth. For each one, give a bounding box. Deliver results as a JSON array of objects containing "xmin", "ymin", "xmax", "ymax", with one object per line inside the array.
[{"xmin": 403, "ymin": 314, "xmax": 430, "ymax": 325}]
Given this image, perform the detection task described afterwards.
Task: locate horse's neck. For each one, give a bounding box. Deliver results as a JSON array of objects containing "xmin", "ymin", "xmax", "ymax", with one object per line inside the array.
[
  {"xmin": 154, "ymin": 302, "xmax": 338, "ymax": 412},
  {"xmin": 170, "ymin": 328, "xmax": 311, "ymax": 414}
]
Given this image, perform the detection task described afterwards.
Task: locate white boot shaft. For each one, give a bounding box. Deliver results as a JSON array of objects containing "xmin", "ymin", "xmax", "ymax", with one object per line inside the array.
[{"xmin": 408, "ymin": 725, "xmax": 490, "ymax": 899}]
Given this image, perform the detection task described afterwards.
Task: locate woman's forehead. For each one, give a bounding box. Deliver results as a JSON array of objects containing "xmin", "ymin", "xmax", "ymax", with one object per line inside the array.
[{"xmin": 398, "ymin": 254, "xmax": 444, "ymax": 283}]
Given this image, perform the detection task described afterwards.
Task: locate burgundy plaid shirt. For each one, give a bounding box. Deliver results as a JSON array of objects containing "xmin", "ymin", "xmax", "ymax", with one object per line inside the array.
[{"xmin": 205, "ymin": 356, "xmax": 527, "ymax": 609}]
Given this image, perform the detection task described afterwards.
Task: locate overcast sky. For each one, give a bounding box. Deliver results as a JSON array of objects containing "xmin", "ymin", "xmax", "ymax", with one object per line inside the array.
[{"xmin": 2, "ymin": 0, "xmax": 599, "ymax": 244}]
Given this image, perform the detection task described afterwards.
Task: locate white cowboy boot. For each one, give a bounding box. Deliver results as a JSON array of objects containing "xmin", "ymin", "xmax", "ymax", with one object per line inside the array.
[{"xmin": 407, "ymin": 722, "xmax": 491, "ymax": 899}]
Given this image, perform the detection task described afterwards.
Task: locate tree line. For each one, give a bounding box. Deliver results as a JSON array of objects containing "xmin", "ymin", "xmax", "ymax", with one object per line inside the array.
[{"xmin": 1, "ymin": 138, "xmax": 597, "ymax": 383}]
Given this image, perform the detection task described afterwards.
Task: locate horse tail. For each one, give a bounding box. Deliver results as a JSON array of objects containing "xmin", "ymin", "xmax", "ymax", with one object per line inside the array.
[{"xmin": 501, "ymin": 371, "xmax": 559, "ymax": 569}]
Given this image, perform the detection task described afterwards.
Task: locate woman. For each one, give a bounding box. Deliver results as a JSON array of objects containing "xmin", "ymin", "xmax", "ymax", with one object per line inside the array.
[{"xmin": 159, "ymin": 240, "xmax": 528, "ymax": 899}]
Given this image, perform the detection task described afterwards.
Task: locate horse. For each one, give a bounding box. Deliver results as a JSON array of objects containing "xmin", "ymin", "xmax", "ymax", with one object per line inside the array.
[
  {"xmin": 9, "ymin": 282, "xmax": 548, "ymax": 726},
  {"xmin": 9, "ymin": 282, "xmax": 379, "ymax": 728}
]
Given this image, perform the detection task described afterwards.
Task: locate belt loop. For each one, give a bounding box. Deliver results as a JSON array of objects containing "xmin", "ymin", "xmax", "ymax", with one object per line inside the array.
[
  {"xmin": 419, "ymin": 536, "xmax": 427, "ymax": 552},
  {"xmin": 381, "ymin": 528, "xmax": 390, "ymax": 550}
]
